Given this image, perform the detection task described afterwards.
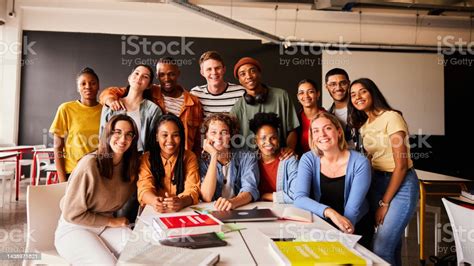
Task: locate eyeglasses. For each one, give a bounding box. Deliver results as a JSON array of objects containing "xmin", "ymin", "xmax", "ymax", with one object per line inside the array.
[
  {"xmin": 111, "ymin": 130, "xmax": 135, "ymax": 140},
  {"xmin": 327, "ymin": 80, "xmax": 349, "ymax": 89}
]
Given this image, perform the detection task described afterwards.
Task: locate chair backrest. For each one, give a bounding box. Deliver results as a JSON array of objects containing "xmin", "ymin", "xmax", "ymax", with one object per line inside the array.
[
  {"xmin": 0, "ymin": 161, "xmax": 16, "ymax": 173},
  {"xmin": 25, "ymin": 182, "xmax": 67, "ymax": 252},
  {"xmin": 441, "ymin": 198, "xmax": 474, "ymax": 265}
]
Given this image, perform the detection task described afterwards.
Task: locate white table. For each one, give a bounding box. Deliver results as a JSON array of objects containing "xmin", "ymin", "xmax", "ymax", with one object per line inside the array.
[
  {"xmin": 119, "ymin": 202, "xmax": 389, "ymax": 265},
  {"xmin": 0, "ymin": 146, "xmax": 35, "ymax": 200}
]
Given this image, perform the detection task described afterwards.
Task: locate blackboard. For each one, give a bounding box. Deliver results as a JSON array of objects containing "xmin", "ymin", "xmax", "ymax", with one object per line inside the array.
[{"xmin": 19, "ymin": 31, "xmax": 321, "ymax": 146}]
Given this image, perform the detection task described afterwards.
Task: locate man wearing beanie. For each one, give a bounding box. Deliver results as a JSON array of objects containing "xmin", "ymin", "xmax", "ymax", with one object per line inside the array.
[{"xmin": 230, "ymin": 57, "xmax": 299, "ymax": 160}]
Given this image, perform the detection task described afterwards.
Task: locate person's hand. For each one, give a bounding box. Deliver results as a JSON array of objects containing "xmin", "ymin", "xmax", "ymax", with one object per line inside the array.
[
  {"xmin": 107, "ymin": 217, "xmax": 129, "ymax": 228},
  {"xmin": 214, "ymin": 197, "xmax": 233, "ymax": 211},
  {"xmin": 375, "ymin": 205, "xmax": 389, "ymax": 226},
  {"xmin": 279, "ymin": 147, "xmax": 295, "ymax": 160},
  {"xmin": 324, "ymin": 208, "xmax": 354, "ymax": 234},
  {"xmin": 105, "ymin": 97, "xmax": 126, "ymax": 111},
  {"xmin": 202, "ymin": 139, "xmax": 218, "ymax": 157},
  {"xmin": 261, "ymin": 193, "xmax": 273, "ymax": 202},
  {"xmin": 162, "ymin": 193, "xmax": 186, "ymax": 212},
  {"xmin": 151, "ymin": 196, "xmax": 167, "ymax": 213}
]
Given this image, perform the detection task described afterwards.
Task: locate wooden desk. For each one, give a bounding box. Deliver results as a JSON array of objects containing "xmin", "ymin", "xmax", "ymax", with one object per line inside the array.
[
  {"xmin": 119, "ymin": 202, "xmax": 389, "ymax": 265},
  {"xmin": 0, "ymin": 146, "xmax": 34, "ymax": 200},
  {"xmin": 416, "ymin": 169, "xmax": 472, "ymax": 264}
]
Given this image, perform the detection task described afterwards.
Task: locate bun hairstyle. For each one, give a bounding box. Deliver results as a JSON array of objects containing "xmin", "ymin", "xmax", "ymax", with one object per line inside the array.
[
  {"xmin": 77, "ymin": 67, "xmax": 99, "ymax": 82},
  {"xmin": 249, "ymin": 112, "xmax": 281, "ymax": 134}
]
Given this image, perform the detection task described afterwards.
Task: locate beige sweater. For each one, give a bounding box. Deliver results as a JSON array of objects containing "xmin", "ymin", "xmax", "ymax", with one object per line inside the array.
[{"xmin": 60, "ymin": 153, "xmax": 136, "ymax": 227}]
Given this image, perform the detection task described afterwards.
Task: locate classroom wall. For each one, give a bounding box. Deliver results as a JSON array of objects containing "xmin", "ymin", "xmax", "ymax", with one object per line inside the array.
[
  {"xmin": 18, "ymin": 31, "xmax": 320, "ymax": 146},
  {"xmin": 2, "ymin": 1, "xmax": 472, "ymax": 144}
]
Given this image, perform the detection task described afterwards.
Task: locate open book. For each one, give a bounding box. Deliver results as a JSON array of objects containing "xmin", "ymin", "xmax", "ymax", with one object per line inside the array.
[
  {"xmin": 279, "ymin": 206, "xmax": 312, "ymax": 223},
  {"xmin": 270, "ymin": 241, "xmax": 371, "ymax": 265},
  {"xmin": 118, "ymin": 243, "xmax": 219, "ymax": 265}
]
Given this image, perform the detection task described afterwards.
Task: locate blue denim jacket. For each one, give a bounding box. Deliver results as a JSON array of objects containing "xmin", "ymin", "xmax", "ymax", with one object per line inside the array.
[
  {"xmin": 199, "ymin": 149, "xmax": 260, "ymax": 201},
  {"xmin": 294, "ymin": 150, "xmax": 371, "ymax": 225},
  {"xmin": 273, "ymin": 156, "xmax": 299, "ymax": 204}
]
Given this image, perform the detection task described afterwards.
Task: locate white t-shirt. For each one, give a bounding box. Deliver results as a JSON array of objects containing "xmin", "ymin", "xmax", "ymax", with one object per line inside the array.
[
  {"xmin": 127, "ymin": 109, "xmax": 143, "ymax": 151},
  {"xmin": 221, "ymin": 163, "xmax": 234, "ymax": 199},
  {"xmin": 334, "ymin": 106, "xmax": 348, "ymax": 127}
]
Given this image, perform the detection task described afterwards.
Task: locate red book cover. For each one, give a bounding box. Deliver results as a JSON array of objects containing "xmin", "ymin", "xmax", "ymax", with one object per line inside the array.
[
  {"xmin": 152, "ymin": 214, "xmax": 223, "ymax": 238},
  {"xmin": 160, "ymin": 214, "xmax": 220, "ymax": 229}
]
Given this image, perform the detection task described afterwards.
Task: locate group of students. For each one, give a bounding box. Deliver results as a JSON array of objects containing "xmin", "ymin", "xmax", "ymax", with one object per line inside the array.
[{"xmin": 50, "ymin": 51, "xmax": 419, "ymax": 266}]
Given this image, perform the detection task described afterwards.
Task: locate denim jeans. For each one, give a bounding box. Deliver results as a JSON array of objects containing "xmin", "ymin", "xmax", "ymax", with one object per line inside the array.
[{"xmin": 370, "ymin": 168, "xmax": 419, "ymax": 266}]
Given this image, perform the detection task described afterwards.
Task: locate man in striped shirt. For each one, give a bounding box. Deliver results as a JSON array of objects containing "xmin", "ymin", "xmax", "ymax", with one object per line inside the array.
[{"xmin": 190, "ymin": 51, "xmax": 245, "ymax": 117}]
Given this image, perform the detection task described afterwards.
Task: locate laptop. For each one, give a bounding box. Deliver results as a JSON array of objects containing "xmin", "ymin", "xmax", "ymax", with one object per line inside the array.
[{"xmin": 210, "ymin": 208, "xmax": 278, "ymax": 222}]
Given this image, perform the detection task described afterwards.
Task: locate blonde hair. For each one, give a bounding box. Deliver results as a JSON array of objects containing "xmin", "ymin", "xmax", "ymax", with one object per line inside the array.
[{"xmin": 309, "ymin": 112, "xmax": 348, "ymax": 156}]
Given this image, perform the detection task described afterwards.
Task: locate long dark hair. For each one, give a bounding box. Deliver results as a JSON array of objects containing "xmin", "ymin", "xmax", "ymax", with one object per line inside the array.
[
  {"xmin": 348, "ymin": 78, "xmax": 402, "ymax": 129},
  {"xmin": 122, "ymin": 64, "xmax": 154, "ymax": 101},
  {"xmin": 147, "ymin": 114, "xmax": 186, "ymax": 194},
  {"xmin": 97, "ymin": 114, "xmax": 140, "ymax": 182}
]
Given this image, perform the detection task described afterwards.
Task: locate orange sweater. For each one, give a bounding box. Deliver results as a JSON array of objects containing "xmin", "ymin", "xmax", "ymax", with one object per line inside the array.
[{"xmin": 137, "ymin": 150, "xmax": 200, "ymax": 206}]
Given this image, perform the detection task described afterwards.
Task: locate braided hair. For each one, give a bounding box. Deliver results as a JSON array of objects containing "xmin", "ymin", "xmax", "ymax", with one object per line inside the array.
[{"xmin": 147, "ymin": 114, "xmax": 186, "ymax": 194}]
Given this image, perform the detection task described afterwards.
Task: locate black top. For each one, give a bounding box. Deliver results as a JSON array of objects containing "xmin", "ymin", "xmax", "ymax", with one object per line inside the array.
[{"xmin": 319, "ymin": 172, "xmax": 346, "ymax": 217}]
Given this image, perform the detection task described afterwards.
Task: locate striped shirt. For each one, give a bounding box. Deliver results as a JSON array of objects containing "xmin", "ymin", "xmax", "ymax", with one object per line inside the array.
[
  {"xmin": 163, "ymin": 94, "xmax": 185, "ymax": 116},
  {"xmin": 190, "ymin": 82, "xmax": 245, "ymax": 117}
]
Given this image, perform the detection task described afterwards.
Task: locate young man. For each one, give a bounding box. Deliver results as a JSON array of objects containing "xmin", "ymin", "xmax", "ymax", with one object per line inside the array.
[
  {"xmin": 190, "ymin": 51, "xmax": 245, "ymax": 117},
  {"xmin": 325, "ymin": 68, "xmax": 359, "ymax": 149},
  {"xmin": 230, "ymin": 57, "xmax": 299, "ymax": 160},
  {"xmin": 99, "ymin": 58, "xmax": 203, "ymax": 153}
]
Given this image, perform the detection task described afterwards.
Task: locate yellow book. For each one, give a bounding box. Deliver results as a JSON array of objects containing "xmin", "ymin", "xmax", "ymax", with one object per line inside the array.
[{"xmin": 270, "ymin": 241, "xmax": 371, "ymax": 266}]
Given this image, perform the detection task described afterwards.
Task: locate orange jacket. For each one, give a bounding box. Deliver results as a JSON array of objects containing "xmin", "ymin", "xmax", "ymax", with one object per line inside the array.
[
  {"xmin": 137, "ymin": 151, "xmax": 200, "ymax": 206},
  {"xmin": 99, "ymin": 85, "xmax": 203, "ymax": 152}
]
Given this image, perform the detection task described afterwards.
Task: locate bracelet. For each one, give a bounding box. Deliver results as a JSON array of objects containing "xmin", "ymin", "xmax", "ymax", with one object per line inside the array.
[{"xmin": 378, "ymin": 200, "xmax": 390, "ymax": 207}]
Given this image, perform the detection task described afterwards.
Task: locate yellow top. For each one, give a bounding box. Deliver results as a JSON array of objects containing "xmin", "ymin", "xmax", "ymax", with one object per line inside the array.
[
  {"xmin": 50, "ymin": 100, "xmax": 102, "ymax": 173},
  {"xmin": 360, "ymin": 110, "xmax": 413, "ymax": 172}
]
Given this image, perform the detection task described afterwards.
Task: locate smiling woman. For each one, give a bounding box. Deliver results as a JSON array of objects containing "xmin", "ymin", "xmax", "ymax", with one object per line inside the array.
[
  {"xmin": 348, "ymin": 78, "xmax": 419, "ymax": 266},
  {"xmin": 294, "ymin": 112, "xmax": 373, "ymax": 248},
  {"xmin": 99, "ymin": 64, "xmax": 162, "ymax": 153},
  {"xmin": 137, "ymin": 114, "xmax": 200, "ymax": 213},
  {"xmin": 54, "ymin": 114, "xmax": 140, "ymax": 265}
]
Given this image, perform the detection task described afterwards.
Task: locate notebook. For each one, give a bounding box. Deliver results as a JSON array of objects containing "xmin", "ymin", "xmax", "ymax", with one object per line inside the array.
[{"xmin": 211, "ymin": 208, "xmax": 278, "ymax": 222}]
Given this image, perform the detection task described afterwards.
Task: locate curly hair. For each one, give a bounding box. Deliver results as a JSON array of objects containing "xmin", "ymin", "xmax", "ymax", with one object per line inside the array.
[
  {"xmin": 249, "ymin": 112, "xmax": 281, "ymax": 134},
  {"xmin": 201, "ymin": 113, "xmax": 239, "ymax": 137}
]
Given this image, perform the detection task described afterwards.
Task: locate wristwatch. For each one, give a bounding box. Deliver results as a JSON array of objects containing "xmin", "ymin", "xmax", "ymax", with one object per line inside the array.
[{"xmin": 378, "ymin": 200, "xmax": 390, "ymax": 207}]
